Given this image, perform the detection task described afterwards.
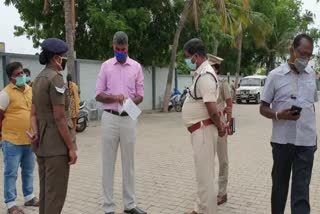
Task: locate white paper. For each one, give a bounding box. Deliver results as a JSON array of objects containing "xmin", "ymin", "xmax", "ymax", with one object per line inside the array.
[{"xmin": 118, "ymin": 98, "xmax": 141, "ymax": 120}]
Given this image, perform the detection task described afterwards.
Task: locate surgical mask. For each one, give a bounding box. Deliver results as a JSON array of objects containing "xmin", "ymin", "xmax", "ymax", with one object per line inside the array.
[
  {"xmin": 26, "ymin": 76, "xmax": 31, "ymax": 83},
  {"xmin": 15, "ymin": 74, "xmax": 27, "ymax": 87},
  {"xmin": 61, "ymin": 57, "xmax": 67, "ymax": 70},
  {"xmin": 114, "ymin": 51, "xmax": 127, "ymax": 62},
  {"xmin": 185, "ymin": 56, "xmax": 196, "ymax": 70},
  {"xmin": 294, "ymin": 58, "xmax": 309, "ymax": 73},
  {"xmin": 56, "ymin": 56, "xmax": 67, "ymax": 70}
]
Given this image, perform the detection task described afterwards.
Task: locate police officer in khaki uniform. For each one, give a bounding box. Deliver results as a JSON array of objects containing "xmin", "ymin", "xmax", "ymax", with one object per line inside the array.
[
  {"xmin": 182, "ymin": 39, "xmax": 226, "ymax": 214},
  {"xmin": 30, "ymin": 38, "xmax": 77, "ymax": 214},
  {"xmin": 208, "ymin": 54, "xmax": 233, "ymax": 206}
]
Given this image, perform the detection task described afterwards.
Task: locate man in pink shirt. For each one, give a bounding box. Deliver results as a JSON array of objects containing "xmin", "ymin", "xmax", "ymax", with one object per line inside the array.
[{"xmin": 96, "ymin": 31, "xmax": 146, "ymax": 214}]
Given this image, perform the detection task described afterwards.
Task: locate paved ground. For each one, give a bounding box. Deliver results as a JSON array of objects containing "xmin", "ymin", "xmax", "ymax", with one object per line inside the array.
[{"xmin": 1, "ymin": 103, "xmax": 320, "ymax": 214}]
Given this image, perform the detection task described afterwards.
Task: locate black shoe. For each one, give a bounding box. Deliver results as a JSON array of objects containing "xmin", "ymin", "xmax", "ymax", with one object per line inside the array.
[
  {"xmin": 124, "ymin": 207, "xmax": 147, "ymax": 214},
  {"xmin": 105, "ymin": 212, "xmax": 114, "ymax": 214}
]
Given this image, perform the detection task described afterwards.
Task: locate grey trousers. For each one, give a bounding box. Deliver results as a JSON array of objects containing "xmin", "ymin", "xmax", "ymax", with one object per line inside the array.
[{"xmin": 101, "ymin": 112, "xmax": 136, "ymax": 213}]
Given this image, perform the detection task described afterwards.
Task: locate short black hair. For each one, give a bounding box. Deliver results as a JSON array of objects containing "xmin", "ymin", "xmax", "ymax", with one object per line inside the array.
[
  {"xmin": 293, "ymin": 33, "xmax": 314, "ymax": 48},
  {"xmin": 183, "ymin": 38, "xmax": 206, "ymax": 57},
  {"xmin": 23, "ymin": 68, "xmax": 31, "ymax": 75},
  {"xmin": 6, "ymin": 62, "xmax": 22, "ymax": 78}
]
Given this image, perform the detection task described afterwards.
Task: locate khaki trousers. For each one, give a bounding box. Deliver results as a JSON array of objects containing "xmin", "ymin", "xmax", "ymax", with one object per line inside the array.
[
  {"xmin": 217, "ymin": 135, "xmax": 228, "ymax": 196},
  {"xmin": 101, "ymin": 112, "xmax": 137, "ymax": 213},
  {"xmin": 37, "ymin": 156, "xmax": 70, "ymax": 214},
  {"xmin": 191, "ymin": 125, "xmax": 218, "ymax": 214}
]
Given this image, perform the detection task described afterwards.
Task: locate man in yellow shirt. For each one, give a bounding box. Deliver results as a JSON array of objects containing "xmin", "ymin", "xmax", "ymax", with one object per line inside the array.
[
  {"xmin": 0, "ymin": 62, "xmax": 38, "ymax": 214},
  {"xmin": 66, "ymin": 74, "xmax": 80, "ymax": 129}
]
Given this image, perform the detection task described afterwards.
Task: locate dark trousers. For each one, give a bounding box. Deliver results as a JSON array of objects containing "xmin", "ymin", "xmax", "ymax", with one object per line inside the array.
[
  {"xmin": 271, "ymin": 142, "xmax": 316, "ymax": 214},
  {"xmin": 37, "ymin": 156, "xmax": 70, "ymax": 214}
]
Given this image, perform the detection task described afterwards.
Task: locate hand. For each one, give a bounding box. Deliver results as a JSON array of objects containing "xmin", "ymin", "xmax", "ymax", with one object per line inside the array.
[
  {"xmin": 224, "ymin": 106, "xmax": 232, "ymax": 115},
  {"xmin": 218, "ymin": 125, "xmax": 226, "ymax": 137},
  {"xmin": 68, "ymin": 149, "xmax": 77, "ymax": 165},
  {"xmin": 278, "ymin": 109, "xmax": 300, "ymax": 121},
  {"xmin": 225, "ymin": 122, "xmax": 233, "ymax": 135},
  {"xmin": 31, "ymin": 134, "xmax": 39, "ymax": 146},
  {"xmin": 116, "ymin": 95, "xmax": 127, "ymax": 105}
]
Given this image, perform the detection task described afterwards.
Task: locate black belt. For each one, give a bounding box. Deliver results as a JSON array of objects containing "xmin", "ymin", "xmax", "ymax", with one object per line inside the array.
[{"xmin": 104, "ymin": 109, "xmax": 128, "ymax": 117}]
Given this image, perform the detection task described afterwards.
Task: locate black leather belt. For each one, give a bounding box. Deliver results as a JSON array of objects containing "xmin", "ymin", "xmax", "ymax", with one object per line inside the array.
[{"xmin": 104, "ymin": 109, "xmax": 128, "ymax": 117}]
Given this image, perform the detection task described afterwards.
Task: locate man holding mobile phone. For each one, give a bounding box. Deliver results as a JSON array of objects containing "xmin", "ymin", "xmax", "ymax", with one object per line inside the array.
[
  {"xmin": 260, "ymin": 34, "xmax": 318, "ymax": 214},
  {"xmin": 0, "ymin": 62, "xmax": 39, "ymax": 214}
]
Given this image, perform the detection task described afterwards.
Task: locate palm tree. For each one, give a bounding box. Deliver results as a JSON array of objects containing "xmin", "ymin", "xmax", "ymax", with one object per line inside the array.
[
  {"xmin": 43, "ymin": 0, "xmax": 76, "ymax": 78},
  {"xmin": 217, "ymin": 0, "xmax": 271, "ymax": 88},
  {"xmin": 162, "ymin": 0, "xmax": 228, "ymax": 112}
]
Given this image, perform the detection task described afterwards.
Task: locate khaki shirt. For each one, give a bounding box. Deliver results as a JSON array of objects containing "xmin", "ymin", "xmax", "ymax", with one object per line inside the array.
[
  {"xmin": 182, "ymin": 61, "xmax": 219, "ymax": 127},
  {"xmin": 32, "ymin": 66, "xmax": 75, "ymax": 157},
  {"xmin": 217, "ymin": 78, "xmax": 232, "ymax": 111}
]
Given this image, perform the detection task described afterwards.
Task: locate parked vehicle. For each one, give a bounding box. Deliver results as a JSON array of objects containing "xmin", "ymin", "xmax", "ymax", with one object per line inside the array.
[
  {"xmin": 168, "ymin": 88, "xmax": 188, "ymax": 112},
  {"xmin": 236, "ymin": 75, "xmax": 267, "ymax": 104},
  {"xmin": 168, "ymin": 88, "xmax": 182, "ymax": 112},
  {"xmin": 76, "ymin": 101, "xmax": 89, "ymax": 132}
]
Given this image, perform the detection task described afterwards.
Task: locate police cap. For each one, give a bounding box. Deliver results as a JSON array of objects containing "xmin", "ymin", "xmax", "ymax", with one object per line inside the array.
[
  {"xmin": 40, "ymin": 38, "xmax": 68, "ymax": 54},
  {"xmin": 207, "ymin": 54, "xmax": 224, "ymax": 65}
]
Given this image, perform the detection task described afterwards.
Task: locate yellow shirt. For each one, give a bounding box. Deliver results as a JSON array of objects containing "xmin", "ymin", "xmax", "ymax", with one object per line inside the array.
[{"xmin": 0, "ymin": 83, "xmax": 32, "ymax": 145}]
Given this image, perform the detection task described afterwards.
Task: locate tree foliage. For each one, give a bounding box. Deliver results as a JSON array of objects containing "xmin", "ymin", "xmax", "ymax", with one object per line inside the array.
[
  {"xmin": 4, "ymin": 0, "xmax": 182, "ymax": 66},
  {"xmin": 5, "ymin": 0, "xmax": 320, "ymax": 74}
]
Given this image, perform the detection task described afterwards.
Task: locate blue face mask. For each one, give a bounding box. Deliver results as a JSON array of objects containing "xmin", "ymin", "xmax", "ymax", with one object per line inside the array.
[
  {"xmin": 114, "ymin": 51, "xmax": 127, "ymax": 62},
  {"xmin": 185, "ymin": 57, "xmax": 196, "ymax": 70}
]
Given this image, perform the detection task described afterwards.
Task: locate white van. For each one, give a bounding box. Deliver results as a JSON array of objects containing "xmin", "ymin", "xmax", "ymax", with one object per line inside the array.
[{"xmin": 236, "ymin": 75, "xmax": 267, "ymax": 104}]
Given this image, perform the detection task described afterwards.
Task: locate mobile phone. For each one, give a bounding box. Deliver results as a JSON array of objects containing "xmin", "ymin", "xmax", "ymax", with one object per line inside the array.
[
  {"xmin": 26, "ymin": 131, "xmax": 33, "ymax": 139},
  {"xmin": 230, "ymin": 118, "xmax": 235, "ymax": 134},
  {"xmin": 291, "ymin": 105, "xmax": 302, "ymax": 115}
]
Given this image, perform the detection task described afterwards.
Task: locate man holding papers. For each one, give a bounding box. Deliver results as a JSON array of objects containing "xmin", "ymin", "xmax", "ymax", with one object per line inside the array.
[{"xmin": 95, "ymin": 31, "xmax": 146, "ymax": 214}]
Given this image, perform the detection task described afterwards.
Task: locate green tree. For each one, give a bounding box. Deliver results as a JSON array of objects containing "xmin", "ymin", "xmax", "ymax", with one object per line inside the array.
[{"xmin": 4, "ymin": 0, "xmax": 180, "ymax": 67}]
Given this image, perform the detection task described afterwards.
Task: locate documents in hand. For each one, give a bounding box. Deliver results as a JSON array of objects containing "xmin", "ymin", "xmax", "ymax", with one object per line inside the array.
[{"xmin": 118, "ymin": 98, "xmax": 142, "ymax": 120}]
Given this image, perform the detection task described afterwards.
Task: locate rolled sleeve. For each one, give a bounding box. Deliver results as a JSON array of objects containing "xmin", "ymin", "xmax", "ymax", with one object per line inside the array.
[
  {"xmin": 96, "ymin": 63, "xmax": 107, "ymax": 96},
  {"xmin": 135, "ymin": 65, "xmax": 144, "ymax": 97},
  {"xmin": 198, "ymin": 74, "xmax": 218, "ymax": 103},
  {"xmin": 0, "ymin": 91, "xmax": 9, "ymax": 111},
  {"xmin": 262, "ymin": 74, "xmax": 275, "ymax": 104}
]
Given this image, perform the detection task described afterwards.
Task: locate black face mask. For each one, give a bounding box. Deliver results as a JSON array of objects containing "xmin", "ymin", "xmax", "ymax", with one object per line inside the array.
[{"xmin": 61, "ymin": 58, "xmax": 67, "ymax": 70}]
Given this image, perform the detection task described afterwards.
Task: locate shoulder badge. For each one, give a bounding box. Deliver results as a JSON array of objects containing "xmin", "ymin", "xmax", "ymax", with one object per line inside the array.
[{"xmin": 55, "ymin": 86, "xmax": 66, "ymax": 94}]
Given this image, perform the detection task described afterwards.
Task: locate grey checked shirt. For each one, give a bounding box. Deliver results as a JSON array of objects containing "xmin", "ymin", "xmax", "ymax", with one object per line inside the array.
[{"xmin": 262, "ymin": 63, "xmax": 318, "ymax": 146}]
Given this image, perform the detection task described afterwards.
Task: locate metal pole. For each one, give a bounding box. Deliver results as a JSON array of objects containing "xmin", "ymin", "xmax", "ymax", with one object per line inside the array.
[
  {"xmin": 174, "ymin": 68, "xmax": 178, "ymax": 89},
  {"xmin": 152, "ymin": 64, "xmax": 156, "ymax": 110}
]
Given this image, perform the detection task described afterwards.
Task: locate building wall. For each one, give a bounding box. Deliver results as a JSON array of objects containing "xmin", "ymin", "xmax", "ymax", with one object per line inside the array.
[{"xmin": 0, "ymin": 53, "xmax": 194, "ymax": 110}]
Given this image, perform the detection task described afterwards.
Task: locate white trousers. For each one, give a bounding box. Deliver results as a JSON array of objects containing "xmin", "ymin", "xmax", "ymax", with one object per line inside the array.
[
  {"xmin": 191, "ymin": 125, "xmax": 218, "ymax": 214},
  {"xmin": 101, "ymin": 112, "xmax": 137, "ymax": 213}
]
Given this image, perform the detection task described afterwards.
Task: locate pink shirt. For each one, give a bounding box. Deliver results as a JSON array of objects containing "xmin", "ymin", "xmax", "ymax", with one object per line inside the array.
[{"xmin": 96, "ymin": 57, "xmax": 144, "ymax": 111}]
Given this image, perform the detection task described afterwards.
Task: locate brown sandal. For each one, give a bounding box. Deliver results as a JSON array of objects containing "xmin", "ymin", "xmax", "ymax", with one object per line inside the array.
[
  {"xmin": 7, "ymin": 206, "xmax": 25, "ymax": 214},
  {"xmin": 24, "ymin": 197, "xmax": 39, "ymax": 207}
]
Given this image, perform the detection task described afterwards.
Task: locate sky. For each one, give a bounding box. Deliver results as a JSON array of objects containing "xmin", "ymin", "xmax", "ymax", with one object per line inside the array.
[{"xmin": 0, "ymin": 1, "xmax": 320, "ymax": 55}]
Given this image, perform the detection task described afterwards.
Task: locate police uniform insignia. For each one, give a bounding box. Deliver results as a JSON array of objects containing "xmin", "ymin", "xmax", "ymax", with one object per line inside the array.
[{"xmin": 55, "ymin": 86, "xmax": 66, "ymax": 94}]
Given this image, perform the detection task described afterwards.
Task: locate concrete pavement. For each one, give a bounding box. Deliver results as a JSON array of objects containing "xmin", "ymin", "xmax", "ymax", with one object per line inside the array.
[{"xmin": 1, "ymin": 103, "xmax": 320, "ymax": 214}]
